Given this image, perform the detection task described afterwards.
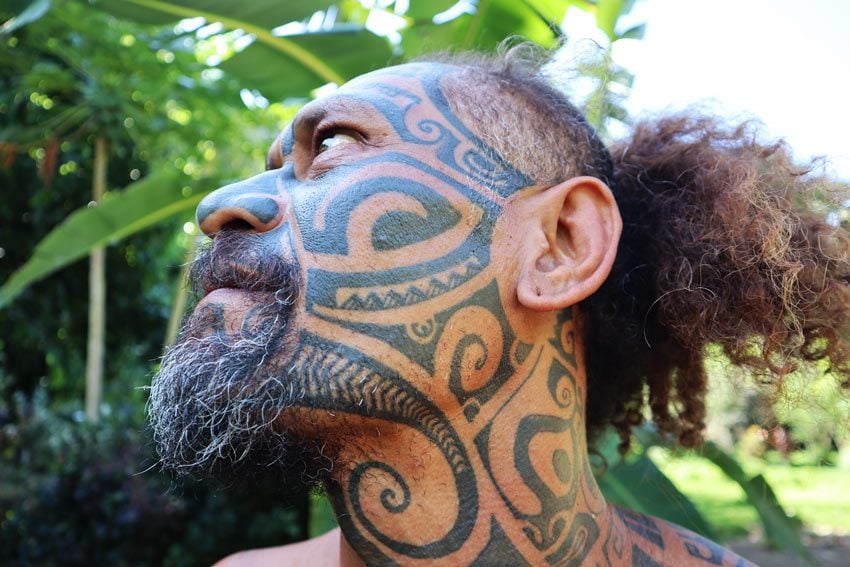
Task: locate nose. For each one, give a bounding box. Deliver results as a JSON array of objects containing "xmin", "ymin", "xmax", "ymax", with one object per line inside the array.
[{"xmin": 196, "ymin": 171, "xmax": 286, "ymax": 236}]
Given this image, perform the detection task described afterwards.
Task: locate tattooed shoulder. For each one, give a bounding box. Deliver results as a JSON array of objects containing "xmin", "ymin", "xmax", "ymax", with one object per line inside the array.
[{"xmin": 612, "ymin": 506, "xmax": 757, "ymax": 567}]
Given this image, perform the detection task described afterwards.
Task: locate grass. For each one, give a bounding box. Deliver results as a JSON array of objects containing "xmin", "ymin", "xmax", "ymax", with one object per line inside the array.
[{"xmin": 651, "ymin": 448, "xmax": 850, "ymax": 541}]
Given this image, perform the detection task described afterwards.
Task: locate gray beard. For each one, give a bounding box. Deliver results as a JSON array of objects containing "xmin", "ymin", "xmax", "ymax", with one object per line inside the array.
[
  {"xmin": 149, "ymin": 297, "xmax": 294, "ymax": 477},
  {"xmin": 147, "ymin": 231, "xmax": 326, "ymax": 485}
]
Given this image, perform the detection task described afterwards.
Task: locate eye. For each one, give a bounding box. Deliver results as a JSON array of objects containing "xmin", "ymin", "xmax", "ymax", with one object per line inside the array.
[{"xmin": 316, "ymin": 130, "xmax": 358, "ymax": 155}]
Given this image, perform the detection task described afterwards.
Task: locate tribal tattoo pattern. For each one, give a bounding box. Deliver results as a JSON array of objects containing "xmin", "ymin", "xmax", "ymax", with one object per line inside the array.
[
  {"xmin": 266, "ymin": 65, "xmax": 606, "ymax": 564},
  {"xmin": 177, "ymin": 63, "xmax": 754, "ymax": 566}
]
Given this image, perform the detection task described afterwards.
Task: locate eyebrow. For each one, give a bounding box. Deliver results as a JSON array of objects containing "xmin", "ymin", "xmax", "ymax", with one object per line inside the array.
[{"xmin": 293, "ymin": 96, "xmax": 379, "ymax": 134}]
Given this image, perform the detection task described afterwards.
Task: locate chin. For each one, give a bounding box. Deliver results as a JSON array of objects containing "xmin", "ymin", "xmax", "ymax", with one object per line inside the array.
[{"xmin": 147, "ymin": 260, "xmax": 316, "ymax": 484}]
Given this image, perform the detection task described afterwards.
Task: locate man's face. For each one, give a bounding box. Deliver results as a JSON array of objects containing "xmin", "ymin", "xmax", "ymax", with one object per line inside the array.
[{"xmin": 149, "ymin": 63, "xmax": 532, "ymax": 479}]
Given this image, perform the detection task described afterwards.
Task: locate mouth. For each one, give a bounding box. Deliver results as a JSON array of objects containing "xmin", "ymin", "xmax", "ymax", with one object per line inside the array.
[
  {"xmin": 188, "ymin": 229, "xmax": 299, "ymax": 323},
  {"xmin": 200, "ymin": 259, "xmax": 276, "ymax": 298}
]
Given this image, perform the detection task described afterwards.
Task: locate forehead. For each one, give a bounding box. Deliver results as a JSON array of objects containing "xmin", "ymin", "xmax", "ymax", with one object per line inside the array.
[
  {"xmin": 278, "ymin": 61, "xmax": 530, "ymax": 200},
  {"xmin": 338, "ymin": 62, "xmax": 459, "ymax": 94},
  {"xmin": 291, "ymin": 62, "xmax": 463, "ymax": 129}
]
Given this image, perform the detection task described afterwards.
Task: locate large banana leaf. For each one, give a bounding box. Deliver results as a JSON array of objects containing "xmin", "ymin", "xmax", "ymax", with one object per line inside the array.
[
  {"xmin": 598, "ymin": 450, "xmax": 718, "ymax": 539},
  {"xmin": 401, "ymin": 0, "xmax": 561, "ymax": 57},
  {"xmin": 0, "ymin": 168, "xmax": 204, "ymax": 308},
  {"xmin": 698, "ymin": 442, "xmax": 812, "ymax": 561},
  {"xmin": 218, "ymin": 28, "xmax": 392, "ymax": 99},
  {"xmin": 89, "ymin": 0, "xmax": 393, "ymax": 98},
  {"xmin": 89, "ymin": 0, "xmax": 331, "ymax": 27}
]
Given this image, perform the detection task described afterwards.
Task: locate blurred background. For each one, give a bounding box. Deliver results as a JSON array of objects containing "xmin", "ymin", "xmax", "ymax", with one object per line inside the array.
[{"xmin": 1, "ymin": 1, "xmax": 847, "ymax": 565}]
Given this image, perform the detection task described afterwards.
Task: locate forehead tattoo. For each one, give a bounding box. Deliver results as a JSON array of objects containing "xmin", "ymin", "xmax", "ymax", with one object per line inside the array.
[{"xmin": 278, "ymin": 64, "xmax": 530, "ymax": 192}]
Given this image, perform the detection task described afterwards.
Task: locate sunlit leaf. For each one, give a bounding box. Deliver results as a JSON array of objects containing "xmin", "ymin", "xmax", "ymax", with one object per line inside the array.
[
  {"xmin": 526, "ymin": 0, "xmax": 591, "ymax": 24},
  {"xmin": 0, "ymin": 168, "xmax": 205, "ymax": 308},
  {"xmin": 405, "ymin": 0, "xmax": 458, "ymax": 21},
  {"xmin": 90, "ymin": 0, "xmax": 387, "ymax": 88},
  {"xmin": 219, "ymin": 29, "xmax": 392, "ymax": 100},
  {"xmin": 594, "ymin": 0, "xmax": 625, "ymax": 40},
  {"xmin": 90, "ymin": 0, "xmax": 335, "ymax": 28},
  {"xmin": 401, "ymin": 0, "xmax": 560, "ymax": 59},
  {"xmin": 0, "ymin": 0, "xmax": 50, "ymax": 35}
]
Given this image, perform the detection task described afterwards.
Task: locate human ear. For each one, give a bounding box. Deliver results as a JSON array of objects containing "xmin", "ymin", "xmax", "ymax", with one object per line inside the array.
[{"xmin": 516, "ymin": 176, "xmax": 622, "ymax": 311}]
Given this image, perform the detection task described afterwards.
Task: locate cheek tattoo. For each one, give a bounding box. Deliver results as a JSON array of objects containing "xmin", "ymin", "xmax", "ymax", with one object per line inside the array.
[{"xmin": 269, "ymin": 67, "xmax": 618, "ymax": 565}]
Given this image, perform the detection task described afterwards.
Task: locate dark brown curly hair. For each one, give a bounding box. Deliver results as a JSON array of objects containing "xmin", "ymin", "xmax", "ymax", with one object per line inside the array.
[{"xmin": 432, "ymin": 47, "xmax": 850, "ymax": 449}]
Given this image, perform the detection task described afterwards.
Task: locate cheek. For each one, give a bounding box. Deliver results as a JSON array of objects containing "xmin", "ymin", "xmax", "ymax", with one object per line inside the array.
[{"xmin": 288, "ymin": 163, "xmax": 498, "ymax": 326}]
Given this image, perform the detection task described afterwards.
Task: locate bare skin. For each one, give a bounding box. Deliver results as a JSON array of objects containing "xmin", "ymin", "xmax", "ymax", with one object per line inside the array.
[{"xmin": 156, "ymin": 63, "xmax": 754, "ymax": 566}]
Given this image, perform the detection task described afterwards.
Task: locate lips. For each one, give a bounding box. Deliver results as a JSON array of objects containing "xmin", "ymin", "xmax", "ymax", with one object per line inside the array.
[
  {"xmin": 190, "ymin": 230, "xmax": 297, "ymax": 300},
  {"xmin": 200, "ymin": 258, "xmax": 275, "ymax": 297}
]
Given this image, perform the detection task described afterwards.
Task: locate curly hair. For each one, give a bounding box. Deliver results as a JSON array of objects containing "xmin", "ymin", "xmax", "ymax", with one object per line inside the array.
[{"xmin": 431, "ymin": 47, "xmax": 850, "ymax": 449}]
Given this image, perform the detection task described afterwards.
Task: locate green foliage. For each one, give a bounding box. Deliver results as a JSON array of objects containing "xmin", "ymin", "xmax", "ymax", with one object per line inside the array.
[
  {"xmin": 0, "ymin": 168, "xmax": 192, "ymax": 307},
  {"xmin": 599, "ymin": 449, "xmax": 717, "ymax": 539},
  {"xmin": 697, "ymin": 442, "xmax": 811, "ymax": 560},
  {"xmin": 0, "ymin": 0, "xmax": 50, "ymax": 35},
  {"xmin": 0, "ymin": 150, "xmax": 184, "ymax": 402},
  {"xmin": 626, "ymin": 426, "xmax": 810, "ymax": 560},
  {"xmin": 91, "ymin": 0, "xmax": 394, "ymax": 94},
  {"xmin": 0, "ymin": 388, "xmax": 309, "ymax": 565},
  {"xmin": 0, "ymin": 0, "xmax": 282, "ymax": 402},
  {"xmin": 657, "ymin": 451, "xmax": 850, "ymax": 539},
  {"xmin": 703, "ymin": 351, "xmax": 849, "ymax": 463}
]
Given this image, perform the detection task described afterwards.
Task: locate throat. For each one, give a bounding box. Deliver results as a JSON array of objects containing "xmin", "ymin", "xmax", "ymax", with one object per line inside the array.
[{"xmin": 318, "ymin": 321, "xmax": 612, "ymax": 565}]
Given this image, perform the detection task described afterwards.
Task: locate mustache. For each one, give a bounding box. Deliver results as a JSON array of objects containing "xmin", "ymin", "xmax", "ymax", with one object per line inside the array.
[{"xmin": 189, "ymin": 229, "xmax": 299, "ymax": 298}]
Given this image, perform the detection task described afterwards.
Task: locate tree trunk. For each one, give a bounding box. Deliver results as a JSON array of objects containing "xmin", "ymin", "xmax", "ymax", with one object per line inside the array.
[{"xmin": 85, "ymin": 136, "xmax": 107, "ymax": 422}]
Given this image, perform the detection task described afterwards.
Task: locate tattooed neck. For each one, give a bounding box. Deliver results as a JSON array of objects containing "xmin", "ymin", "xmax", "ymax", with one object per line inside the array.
[{"xmin": 295, "ymin": 308, "xmax": 613, "ymax": 565}]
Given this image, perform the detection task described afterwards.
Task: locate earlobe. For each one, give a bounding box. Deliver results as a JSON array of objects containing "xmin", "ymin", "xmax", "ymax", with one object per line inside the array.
[{"xmin": 516, "ymin": 176, "xmax": 622, "ymax": 311}]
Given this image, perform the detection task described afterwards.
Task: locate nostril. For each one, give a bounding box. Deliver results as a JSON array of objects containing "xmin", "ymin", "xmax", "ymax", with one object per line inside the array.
[
  {"xmin": 196, "ymin": 191, "xmax": 284, "ymax": 236},
  {"xmin": 222, "ymin": 219, "xmax": 254, "ymax": 232}
]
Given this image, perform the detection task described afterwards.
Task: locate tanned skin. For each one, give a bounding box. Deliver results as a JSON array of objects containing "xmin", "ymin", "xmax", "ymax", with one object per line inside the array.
[{"xmin": 166, "ymin": 63, "xmax": 753, "ymax": 566}]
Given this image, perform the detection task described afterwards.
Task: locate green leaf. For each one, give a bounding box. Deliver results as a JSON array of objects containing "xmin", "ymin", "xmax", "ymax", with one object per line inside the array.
[
  {"xmin": 90, "ymin": 0, "xmax": 334, "ymax": 28},
  {"xmin": 598, "ymin": 450, "xmax": 718, "ymax": 539},
  {"xmin": 405, "ymin": 0, "xmax": 458, "ymax": 21},
  {"xmin": 90, "ymin": 0, "xmax": 371, "ymax": 87},
  {"xmin": 219, "ymin": 29, "xmax": 392, "ymax": 99},
  {"xmin": 618, "ymin": 23, "xmax": 645, "ymax": 40},
  {"xmin": 526, "ymin": 0, "xmax": 590, "ymax": 24},
  {"xmin": 0, "ymin": 0, "xmax": 50, "ymax": 35},
  {"xmin": 594, "ymin": 0, "xmax": 625, "ymax": 40},
  {"xmin": 0, "ymin": 168, "xmax": 206, "ymax": 308},
  {"xmin": 699, "ymin": 442, "xmax": 812, "ymax": 561},
  {"xmin": 401, "ymin": 0, "xmax": 559, "ymax": 59},
  {"xmin": 309, "ymin": 492, "xmax": 338, "ymax": 538}
]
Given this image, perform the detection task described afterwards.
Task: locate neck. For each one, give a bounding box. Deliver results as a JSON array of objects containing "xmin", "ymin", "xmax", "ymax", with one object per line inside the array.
[{"xmin": 322, "ymin": 310, "xmax": 617, "ymax": 565}]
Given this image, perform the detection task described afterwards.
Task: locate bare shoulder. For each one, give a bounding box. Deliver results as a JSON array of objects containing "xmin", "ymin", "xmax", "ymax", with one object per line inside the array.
[
  {"xmin": 213, "ymin": 528, "xmax": 341, "ymax": 567},
  {"xmin": 613, "ymin": 505, "xmax": 757, "ymax": 566}
]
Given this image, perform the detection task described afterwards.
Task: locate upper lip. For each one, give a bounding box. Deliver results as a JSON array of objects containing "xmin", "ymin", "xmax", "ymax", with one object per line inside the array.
[
  {"xmin": 193, "ymin": 230, "xmax": 293, "ymax": 298},
  {"xmin": 198, "ymin": 256, "xmax": 282, "ymax": 297}
]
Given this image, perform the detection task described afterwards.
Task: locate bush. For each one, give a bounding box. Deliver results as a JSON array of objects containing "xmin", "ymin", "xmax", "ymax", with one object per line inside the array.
[{"xmin": 0, "ymin": 389, "xmax": 310, "ymax": 566}]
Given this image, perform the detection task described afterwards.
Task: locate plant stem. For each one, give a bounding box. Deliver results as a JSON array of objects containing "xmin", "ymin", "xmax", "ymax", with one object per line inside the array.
[
  {"xmin": 164, "ymin": 232, "xmax": 198, "ymax": 347},
  {"xmin": 85, "ymin": 136, "xmax": 107, "ymax": 422}
]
